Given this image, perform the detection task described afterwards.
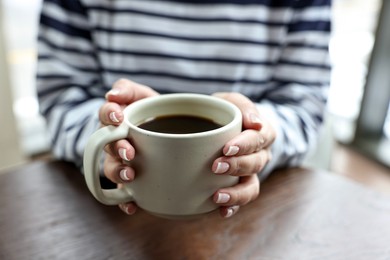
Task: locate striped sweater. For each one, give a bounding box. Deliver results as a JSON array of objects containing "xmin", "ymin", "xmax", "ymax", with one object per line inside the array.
[{"xmin": 37, "ymin": 0, "xmax": 331, "ymax": 178}]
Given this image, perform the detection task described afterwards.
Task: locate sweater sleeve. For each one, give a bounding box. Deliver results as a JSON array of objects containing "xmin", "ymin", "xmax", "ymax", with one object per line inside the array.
[
  {"xmin": 36, "ymin": 0, "xmax": 105, "ymax": 169},
  {"xmin": 258, "ymin": 0, "xmax": 331, "ymax": 179}
]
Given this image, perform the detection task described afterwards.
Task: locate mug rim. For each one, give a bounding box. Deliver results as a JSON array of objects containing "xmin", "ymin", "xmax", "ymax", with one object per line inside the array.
[{"xmin": 123, "ymin": 93, "xmax": 242, "ymax": 139}]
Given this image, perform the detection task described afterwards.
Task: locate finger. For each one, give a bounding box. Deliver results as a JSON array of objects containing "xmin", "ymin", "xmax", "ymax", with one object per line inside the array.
[
  {"xmin": 222, "ymin": 129, "xmax": 270, "ymax": 158},
  {"xmin": 118, "ymin": 184, "xmax": 137, "ymax": 215},
  {"xmin": 213, "ymin": 174, "xmax": 260, "ymax": 207},
  {"xmin": 119, "ymin": 202, "xmax": 138, "ymax": 215},
  {"xmin": 99, "ymin": 102, "xmax": 125, "ymax": 126},
  {"xmin": 213, "ymin": 92, "xmax": 262, "ymax": 131},
  {"xmin": 212, "ymin": 149, "xmax": 271, "ymax": 176},
  {"xmin": 219, "ymin": 205, "xmax": 240, "ymax": 218},
  {"xmin": 106, "ymin": 78, "xmax": 158, "ymax": 104},
  {"xmin": 103, "ymin": 139, "xmax": 135, "ymax": 161},
  {"xmin": 103, "ymin": 155, "xmax": 135, "ymax": 183}
]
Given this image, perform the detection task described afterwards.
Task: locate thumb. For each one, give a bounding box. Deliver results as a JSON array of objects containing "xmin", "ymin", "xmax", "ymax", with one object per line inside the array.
[{"xmin": 105, "ymin": 78, "xmax": 158, "ymax": 105}]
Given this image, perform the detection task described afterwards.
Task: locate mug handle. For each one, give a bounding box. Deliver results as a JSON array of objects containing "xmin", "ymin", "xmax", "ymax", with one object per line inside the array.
[{"xmin": 83, "ymin": 123, "xmax": 134, "ymax": 205}]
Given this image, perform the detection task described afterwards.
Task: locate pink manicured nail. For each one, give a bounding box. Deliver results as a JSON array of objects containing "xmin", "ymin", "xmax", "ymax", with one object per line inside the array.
[
  {"xmin": 225, "ymin": 208, "xmax": 234, "ymax": 218},
  {"xmin": 216, "ymin": 193, "xmax": 230, "ymax": 204},
  {"xmin": 214, "ymin": 162, "xmax": 229, "ymax": 174},
  {"xmin": 119, "ymin": 148, "xmax": 129, "ymax": 161},
  {"xmin": 119, "ymin": 169, "xmax": 130, "ymax": 181},
  {"xmin": 225, "ymin": 146, "xmax": 239, "ymax": 156},
  {"xmin": 224, "ymin": 206, "xmax": 239, "ymax": 218},
  {"xmin": 109, "ymin": 111, "xmax": 120, "ymax": 123},
  {"xmin": 125, "ymin": 205, "xmax": 136, "ymax": 215},
  {"xmin": 119, "ymin": 204, "xmax": 136, "ymax": 215},
  {"xmin": 105, "ymin": 89, "xmax": 120, "ymax": 99}
]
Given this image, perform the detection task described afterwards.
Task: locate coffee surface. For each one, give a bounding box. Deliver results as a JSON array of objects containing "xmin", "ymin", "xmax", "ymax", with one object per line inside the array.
[{"xmin": 138, "ymin": 115, "xmax": 222, "ymax": 134}]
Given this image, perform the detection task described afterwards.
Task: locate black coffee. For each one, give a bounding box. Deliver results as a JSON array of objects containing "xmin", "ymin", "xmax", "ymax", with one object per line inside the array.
[{"xmin": 138, "ymin": 115, "xmax": 222, "ymax": 134}]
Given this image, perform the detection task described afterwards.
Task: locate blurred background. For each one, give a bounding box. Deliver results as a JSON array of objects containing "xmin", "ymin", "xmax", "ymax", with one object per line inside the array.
[{"xmin": 1, "ymin": 0, "xmax": 389, "ymax": 192}]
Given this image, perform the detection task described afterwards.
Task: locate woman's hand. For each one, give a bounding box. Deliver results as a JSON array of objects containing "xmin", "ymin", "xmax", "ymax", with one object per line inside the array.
[
  {"xmin": 98, "ymin": 79, "xmax": 158, "ymax": 215},
  {"xmin": 211, "ymin": 92, "xmax": 276, "ymax": 218},
  {"xmin": 99, "ymin": 83, "xmax": 276, "ymax": 218}
]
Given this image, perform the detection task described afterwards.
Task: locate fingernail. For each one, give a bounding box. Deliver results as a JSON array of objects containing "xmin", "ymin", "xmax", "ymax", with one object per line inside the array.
[
  {"xmin": 119, "ymin": 169, "xmax": 130, "ymax": 181},
  {"xmin": 119, "ymin": 148, "xmax": 130, "ymax": 161},
  {"xmin": 125, "ymin": 205, "xmax": 136, "ymax": 215},
  {"xmin": 109, "ymin": 111, "xmax": 120, "ymax": 123},
  {"xmin": 105, "ymin": 89, "xmax": 120, "ymax": 99},
  {"xmin": 120, "ymin": 204, "xmax": 136, "ymax": 215},
  {"xmin": 225, "ymin": 146, "xmax": 239, "ymax": 156},
  {"xmin": 225, "ymin": 208, "xmax": 234, "ymax": 218},
  {"xmin": 214, "ymin": 162, "xmax": 230, "ymax": 174},
  {"xmin": 225, "ymin": 206, "xmax": 239, "ymax": 218},
  {"xmin": 216, "ymin": 193, "xmax": 230, "ymax": 204}
]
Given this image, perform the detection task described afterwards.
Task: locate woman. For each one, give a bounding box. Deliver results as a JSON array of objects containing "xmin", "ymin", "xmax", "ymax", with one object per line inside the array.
[{"xmin": 37, "ymin": 0, "xmax": 331, "ymax": 218}]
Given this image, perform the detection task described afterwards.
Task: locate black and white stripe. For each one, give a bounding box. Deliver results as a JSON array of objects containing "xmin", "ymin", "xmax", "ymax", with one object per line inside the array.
[{"xmin": 37, "ymin": 0, "xmax": 331, "ymax": 175}]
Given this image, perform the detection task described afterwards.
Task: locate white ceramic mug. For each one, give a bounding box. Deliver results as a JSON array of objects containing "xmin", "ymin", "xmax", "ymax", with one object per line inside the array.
[{"xmin": 83, "ymin": 93, "xmax": 242, "ymax": 218}]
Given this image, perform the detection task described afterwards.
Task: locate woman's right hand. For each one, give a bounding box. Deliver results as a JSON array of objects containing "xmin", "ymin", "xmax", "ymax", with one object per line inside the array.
[{"xmin": 98, "ymin": 79, "xmax": 159, "ymax": 215}]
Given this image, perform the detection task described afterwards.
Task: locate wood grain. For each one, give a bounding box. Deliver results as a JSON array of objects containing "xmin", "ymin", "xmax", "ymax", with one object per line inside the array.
[{"xmin": 1, "ymin": 160, "xmax": 390, "ymax": 259}]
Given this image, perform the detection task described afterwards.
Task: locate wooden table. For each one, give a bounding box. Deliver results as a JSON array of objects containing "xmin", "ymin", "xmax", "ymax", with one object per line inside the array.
[{"xmin": 1, "ymin": 160, "xmax": 390, "ymax": 259}]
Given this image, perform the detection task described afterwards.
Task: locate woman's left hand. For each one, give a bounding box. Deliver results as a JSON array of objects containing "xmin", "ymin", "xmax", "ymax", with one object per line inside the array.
[{"xmin": 211, "ymin": 92, "xmax": 276, "ymax": 218}]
